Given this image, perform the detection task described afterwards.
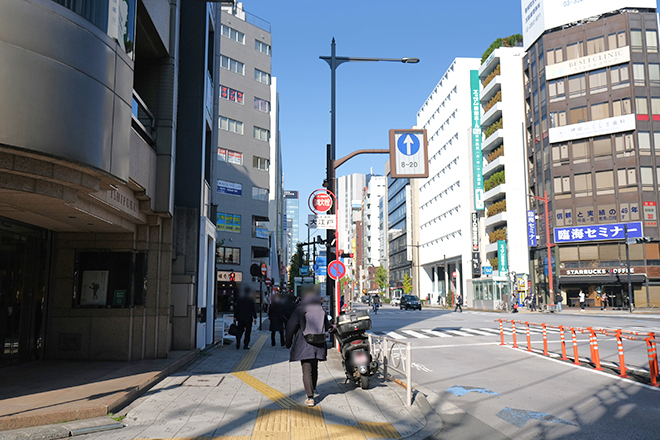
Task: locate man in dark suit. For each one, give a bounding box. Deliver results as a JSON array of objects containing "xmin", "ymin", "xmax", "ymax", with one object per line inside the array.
[{"xmin": 234, "ymin": 286, "xmax": 257, "ymax": 349}]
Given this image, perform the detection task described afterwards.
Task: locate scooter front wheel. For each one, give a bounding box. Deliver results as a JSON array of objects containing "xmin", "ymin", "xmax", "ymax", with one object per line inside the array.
[{"xmin": 360, "ymin": 375, "xmax": 369, "ymax": 390}]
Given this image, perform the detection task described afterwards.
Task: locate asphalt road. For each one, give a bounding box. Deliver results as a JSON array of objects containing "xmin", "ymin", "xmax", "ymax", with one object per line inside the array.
[{"xmin": 363, "ymin": 304, "xmax": 660, "ymax": 440}]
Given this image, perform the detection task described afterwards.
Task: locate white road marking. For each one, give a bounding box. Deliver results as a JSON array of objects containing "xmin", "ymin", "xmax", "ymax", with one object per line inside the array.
[
  {"xmin": 384, "ymin": 331, "xmax": 406, "ymax": 340},
  {"xmin": 421, "ymin": 329, "xmax": 453, "ymax": 338},
  {"xmin": 412, "ymin": 362, "xmax": 433, "ymax": 372},
  {"xmin": 459, "ymin": 328, "xmax": 494, "ymax": 336},
  {"xmin": 411, "ymin": 342, "xmax": 502, "ymax": 349},
  {"xmin": 441, "ymin": 329, "xmax": 474, "ymax": 337},
  {"xmin": 401, "ymin": 329, "xmax": 431, "ymax": 339}
]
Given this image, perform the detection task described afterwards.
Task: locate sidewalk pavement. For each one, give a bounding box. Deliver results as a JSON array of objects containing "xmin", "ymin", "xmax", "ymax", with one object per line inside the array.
[
  {"xmin": 0, "ymin": 350, "xmax": 198, "ymax": 431},
  {"xmin": 70, "ymin": 330, "xmax": 442, "ymax": 440}
]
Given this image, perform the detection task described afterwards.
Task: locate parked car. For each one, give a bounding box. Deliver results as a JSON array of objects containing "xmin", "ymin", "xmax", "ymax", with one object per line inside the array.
[
  {"xmin": 400, "ymin": 295, "xmax": 422, "ymax": 310},
  {"xmin": 391, "ymin": 297, "xmax": 401, "ymax": 307}
]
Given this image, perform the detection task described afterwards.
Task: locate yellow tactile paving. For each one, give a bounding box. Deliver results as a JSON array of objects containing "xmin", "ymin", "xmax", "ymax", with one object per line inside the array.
[
  {"xmin": 232, "ymin": 371, "xmax": 298, "ymax": 409},
  {"xmin": 289, "ymin": 427, "xmax": 330, "ymax": 440},
  {"xmin": 358, "ymin": 421, "xmax": 402, "ymax": 439},
  {"xmin": 213, "ymin": 437, "xmax": 251, "ymax": 440},
  {"xmin": 326, "ymin": 424, "xmax": 368, "ymax": 440},
  {"xmin": 254, "ymin": 409, "xmax": 291, "ymax": 432},
  {"xmin": 291, "ymin": 406, "xmax": 325, "ymax": 429},
  {"xmin": 232, "ymin": 335, "xmax": 268, "ymax": 372}
]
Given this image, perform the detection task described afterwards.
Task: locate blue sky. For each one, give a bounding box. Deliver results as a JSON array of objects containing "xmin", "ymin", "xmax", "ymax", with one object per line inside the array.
[{"xmin": 245, "ymin": 0, "xmax": 525, "ymax": 242}]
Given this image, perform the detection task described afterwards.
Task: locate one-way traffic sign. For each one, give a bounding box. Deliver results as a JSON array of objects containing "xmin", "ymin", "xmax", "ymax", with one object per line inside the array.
[{"xmin": 389, "ymin": 129, "xmax": 428, "ymax": 178}]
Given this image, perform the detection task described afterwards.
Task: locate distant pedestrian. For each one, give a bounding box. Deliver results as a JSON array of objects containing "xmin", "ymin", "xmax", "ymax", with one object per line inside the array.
[
  {"xmin": 579, "ymin": 290, "xmax": 586, "ymax": 311},
  {"xmin": 530, "ymin": 293, "xmax": 537, "ymax": 312},
  {"xmin": 268, "ymin": 294, "xmax": 286, "ymax": 347},
  {"xmin": 234, "ymin": 287, "xmax": 257, "ymax": 350},
  {"xmin": 554, "ymin": 290, "xmax": 562, "ymax": 312},
  {"xmin": 286, "ymin": 285, "xmax": 333, "ymax": 407},
  {"xmin": 601, "ymin": 292, "xmax": 608, "ymax": 310},
  {"xmin": 454, "ymin": 293, "xmax": 462, "ymax": 312}
]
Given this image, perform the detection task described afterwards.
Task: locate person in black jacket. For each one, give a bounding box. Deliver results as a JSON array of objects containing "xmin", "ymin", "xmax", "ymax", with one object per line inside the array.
[
  {"xmin": 268, "ymin": 294, "xmax": 286, "ymax": 346},
  {"xmin": 234, "ymin": 286, "xmax": 257, "ymax": 349},
  {"xmin": 285, "ymin": 286, "xmax": 332, "ymax": 407}
]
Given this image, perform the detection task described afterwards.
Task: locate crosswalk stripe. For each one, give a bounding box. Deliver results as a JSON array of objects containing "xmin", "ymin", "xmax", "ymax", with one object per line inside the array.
[
  {"xmin": 479, "ymin": 328, "xmax": 502, "ymax": 334},
  {"xmin": 441, "ymin": 329, "xmax": 474, "ymax": 337},
  {"xmin": 401, "ymin": 330, "xmax": 431, "ymax": 339},
  {"xmin": 458, "ymin": 328, "xmax": 494, "ymax": 336},
  {"xmin": 420, "ymin": 329, "xmax": 453, "ymax": 338},
  {"xmin": 384, "ymin": 331, "xmax": 406, "ymax": 340}
]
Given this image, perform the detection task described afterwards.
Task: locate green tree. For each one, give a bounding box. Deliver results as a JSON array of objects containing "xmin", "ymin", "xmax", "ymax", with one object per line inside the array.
[
  {"xmin": 375, "ymin": 265, "xmax": 389, "ymax": 294},
  {"xmin": 403, "ymin": 273, "xmax": 413, "ymax": 295}
]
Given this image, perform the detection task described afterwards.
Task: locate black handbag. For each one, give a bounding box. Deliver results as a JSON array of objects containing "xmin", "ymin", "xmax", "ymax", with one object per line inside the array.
[
  {"xmin": 228, "ymin": 323, "xmax": 238, "ymax": 336},
  {"xmin": 304, "ymin": 333, "xmax": 326, "ymax": 345}
]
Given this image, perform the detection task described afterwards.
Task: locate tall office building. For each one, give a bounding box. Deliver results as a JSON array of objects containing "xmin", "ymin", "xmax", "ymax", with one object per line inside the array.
[
  {"xmin": 213, "ymin": 2, "xmax": 273, "ymax": 305},
  {"xmin": 284, "ymin": 190, "xmax": 300, "ymax": 265},
  {"xmin": 337, "ymin": 173, "xmax": 367, "ymax": 254},
  {"xmin": 267, "ymin": 78, "xmax": 285, "ymax": 287},
  {"xmin": 416, "ymin": 58, "xmax": 481, "ymax": 305},
  {"xmin": 522, "ymin": 0, "xmax": 660, "ymax": 308},
  {"xmin": 362, "ymin": 174, "xmax": 387, "ymax": 268}
]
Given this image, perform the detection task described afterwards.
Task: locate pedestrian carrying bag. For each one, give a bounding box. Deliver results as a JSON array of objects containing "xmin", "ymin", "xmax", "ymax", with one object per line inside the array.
[
  {"xmin": 228, "ymin": 323, "xmax": 238, "ymax": 336},
  {"xmin": 303, "ymin": 305, "xmax": 326, "ymax": 345}
]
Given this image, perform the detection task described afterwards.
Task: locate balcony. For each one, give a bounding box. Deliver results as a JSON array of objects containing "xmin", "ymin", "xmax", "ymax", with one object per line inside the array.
[
  {"xmin": 484, "ymin": 183, "xmax": 506, "ymax": 202},
  {"xmin": 481, "ymin": 76, "xmax": 501, "ymax": 104},
  {"xmin": 486, "ymin": 242, "xmax": 499, "ymax": 254},
  {"xmin": 482, "ymin": 102, "xmax": 502, "ymax": 128},
  {"xmin": 482, "ymin": 128, "xmax": 504, "ymax": 154},
  {"xmin": 485, "ymin": 211, "xmax": 507, "ymax": 228},
  {"xmin": 484, "ymin": 155, "xmax": 505, "ymax": 177},
  {"xmin": 132, "ymin": 91, "xmax": 156, "ymax": 147}
]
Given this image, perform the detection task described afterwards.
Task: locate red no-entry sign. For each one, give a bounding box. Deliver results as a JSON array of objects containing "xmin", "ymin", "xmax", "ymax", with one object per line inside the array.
[
  {"xmin": 265, "ymin": 278, "xmax": 272, "ymax": 286},
  {"xmin": 261, "ymin": 262, "xmax": 268, "ymax": 277},
  {"xmin": 328, "ymin": 260, "xmax": 346, "ymax": 280},
  {"xmin": 312, "ymin": 193, "xmax": 332, "ymax": 213}
]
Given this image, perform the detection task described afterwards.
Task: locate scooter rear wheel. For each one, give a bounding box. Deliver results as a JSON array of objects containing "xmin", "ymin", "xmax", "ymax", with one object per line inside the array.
[{"xmin": 360, "ymin": 375, "xmax": 369, "ymax": 390}]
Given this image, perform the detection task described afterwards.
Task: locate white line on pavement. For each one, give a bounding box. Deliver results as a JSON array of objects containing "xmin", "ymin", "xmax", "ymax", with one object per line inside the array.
[
  {"xmin": 441, "ymin": 330, "xmax": 474, "ymax": 337},
  {"xmin": 458, "ymin": 328, "xmax": 494, "ymax": 336},
  {"xmin": 384, "ymin": 331, "xmax": 406, "ymax": 340},
  {"xmin": 411, "ymin": 342, "xmax": 502, "ymax": 349},
  {"xmin": 401, "ymin": 329, "xmax": 431, "ymax": 339},
  {"xmin": 421, "ymin": 329, "xmax": 453, "ymax": 338}
]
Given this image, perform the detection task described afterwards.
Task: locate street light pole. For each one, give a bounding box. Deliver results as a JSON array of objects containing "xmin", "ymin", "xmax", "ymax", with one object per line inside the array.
[
  {"xmin": 320, "ymin": 39, "xmax": 419, "ymax": 324},
  {"xmin": 530, "ymin": 191, "xmax": 555, "ymax": 308}
]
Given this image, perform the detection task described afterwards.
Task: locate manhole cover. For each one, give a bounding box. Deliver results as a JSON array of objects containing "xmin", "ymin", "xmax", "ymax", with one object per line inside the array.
[{"xmin": 182, "ymin": 374, "xmax": 224, "ymax": 387}]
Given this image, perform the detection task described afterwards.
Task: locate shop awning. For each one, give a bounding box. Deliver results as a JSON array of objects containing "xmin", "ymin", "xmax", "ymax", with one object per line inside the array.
[{"xmin": 558, "ymin": 274, "xmax": 646, "ymax": 285}]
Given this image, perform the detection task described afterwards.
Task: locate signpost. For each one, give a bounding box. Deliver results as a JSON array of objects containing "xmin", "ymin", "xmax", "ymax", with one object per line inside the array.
[
  {"xmin": 308, "ymin": 214, "xmax": 336, "ymax": 229},
  {"xmin": 389, "ymin": 129, "xmax": 429, "ymax": 178}
]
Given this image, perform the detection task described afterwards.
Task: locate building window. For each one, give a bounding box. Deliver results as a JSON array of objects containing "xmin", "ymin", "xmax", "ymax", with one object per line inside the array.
[
  {"xmin": 587, "ymin": 36, "xmax": 605, "ymax": 55},
  {"xmin": 589, "ymin": 68, "xmax": 607, "ymax": 94},
  {"xmin": 553, "ymin": 176, "xmax": 571, "ymax": 194},
  {"xmin": 254, "ymin": 69, "xmax": 271, "ymax": 85},
  {"xmin": 638, "ymin": 131, "xmax": 652, "ymax": 154},
  {"xmin": 253, "ymin": 126, "xmax": 270, "ymax": 142},
  {"xmin": 633, "ymin": 63, "xmax": 646, "ymax": 86},
  {"xmin": 252, "ymin": 186, "xmax": 269, "ymax": 201},
  {"xmin": 618, "ymin": 168, "xmax": 637, "ymax": 187},
  {"xmin": 533, "ymin": 90, "xmax": 539, "ymax": 112},
  {"xmin": 550, "ymin": 111, "xmax": 567, "ymax": 127},
  {"xmin": 613, "ymin": 98, "xmax": 632, "ymax": 116},
  {"xmin": 608, "ymin": 31, "xmax": 626, "ymax": 49},
  {"xmin": 220, "ymin": 85, "xmax": 244, "ymax": 104},
  {"xmin": 217, "ymin": 148, "xmax": 243, "ymax": 164},
  {"xmin": 636, "ymin": 97, "xmax": 649, "ymax": 117},
  {"xmin": 220, "ymin": 55, "xmax": 245, "ymax": 75},
  {"xmin": 540, "ymin": 84, "xmax": 546, "ymax": 107},
  {"xmin": 591, "ymin": 102, "xmax": 610, "ymax": 121},
  {"xmin": 568, "ymin": 74, "xmax": 586, "ymax": 98},
  {"xmin": 650, "ymin": 64, "xmax": 660, "ymax": 86},
  {"xmin": 572, "ymin": 140, "xmax": 589, "ymax": 163},
  {"xmin": 631, "ymin": 29, "xmax": 643, "ymax": 52},
  {"xmin": 532, "ymin": 61, "xmax": 537, "ymax": 79},
  {"xmin": 548, "ymin": 78, "xmax": 565, "ymax": 102},
  {"xmin": 593, "ymin": 136, "xmax": 612, "ymax": 160},
  {"xmin": 547, "ymin": 47, "xmax": 563, "ymax": 65},
  {"xmin": 611, "ymin": 65, "xmax": 630, "ymax": 89},
  {"xmin": 541, "ymin": 115, "xmax": 548, "ymax": 133},
  {"xmin": 254, "ymin": 97, "xmax": 270, "ymax": 113},
  {"xmin": 652, "ymin": 98, "xmax": 660, "ymax": 118},
  {"xmin": 221, "ymin": 24, "xmax": 245, "ymax": 44},
  {"xmin": 216, "ymin": 246, "xmax": 241, "ymax": 264},
  {"xmin": 566, "ymin": 41, "xmax": 583, "ymax": 60},
  {"xmin": 255, "ymin": 40, "xmax": 271, "ymax": 55},
  {"xmin": 647, "ymin": 30, "xmax": 659, "ymax": 53},
  {"xmin": 574, "ymin": 173, "xmax": 593, "ymax": 197},
  {"xmin": 615, "ymin": 133, "xmax": 635, "ymax": 157},
  {"xmin": 552, "ymin": 143, "xmax": 569, "ymax": 167},
  {"xmin": 253, "ymin": 156, "xmax": 270, "ymax": 171},
  {"xmin": 641, "ymin": 167, "xmax": 654, "ymax": 188},
  {"xmin": 570, "ymin": 106, "xmax": 587, "ymax": 124},
  {"xmin": 219, "ymin": 116, "xmax": 244, "ymax": 134}
]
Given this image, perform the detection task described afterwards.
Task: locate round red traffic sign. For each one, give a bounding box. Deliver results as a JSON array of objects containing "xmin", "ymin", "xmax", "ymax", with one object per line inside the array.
[
  {"xmin": 328, "ymin": 260, "xmax": 346, "ymax": 280},
  {"xmin": 265, "ymin": 278, "xmax": 272, "ymax": 286},
  {"xmin": 312, "ymin": 193, "xmax": 332, "ymax": 213},
  {"xmin": 452, "ymin": 271, "xmax": 458, "ymax": 278},
  {"xmin": 261, "ymin": 262, "xmax": 268, "ymax": 277}
]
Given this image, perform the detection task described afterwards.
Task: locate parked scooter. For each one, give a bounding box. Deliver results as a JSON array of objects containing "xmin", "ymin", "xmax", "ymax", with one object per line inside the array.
[{"xmin": 335, "ymin": 309, "xmax": 378, "ymax": 389}]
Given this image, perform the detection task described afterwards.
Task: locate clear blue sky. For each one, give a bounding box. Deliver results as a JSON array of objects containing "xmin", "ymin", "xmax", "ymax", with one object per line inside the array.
[{"xmin": 245, "ymin": 0, "xmax": 524, "ymax": 242}]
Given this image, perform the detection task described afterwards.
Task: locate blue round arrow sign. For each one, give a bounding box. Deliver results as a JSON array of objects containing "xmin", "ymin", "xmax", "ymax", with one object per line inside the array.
[{"xmin": 397, "ymin": 133, "xmax": 420, "ymax": 156}]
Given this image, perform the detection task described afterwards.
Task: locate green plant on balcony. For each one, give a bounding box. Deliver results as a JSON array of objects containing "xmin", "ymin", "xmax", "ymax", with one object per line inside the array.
[
  {"xmin": 483, "ymin": 90, "xmax": 502, "ymax": 113},
  {"xmin": 490, "ymin": 257, "xmax": 498, "ymax": 269},
  {"xmin": 484, "ymin": 170, "xmax": 505, "ymax": 192},
  {"xmin": 487, "ymin": 200, "xmax": 507, "ymax": 217},
  {"xmin": 481, "ymin": 34, "xmax": 524, "ymax": 64},
  {"xmin": 488, "ymin": 227, "xmax": 507, "ymax": 244},
  {"xmin": 484, "ymin": 118, "xmax": 503, "ymax": 139},
  {"xmin": 487, "ymin": 145, "xmax": 504, "ymax": 163},
  {"xmin": 482, "ymin": 64, "xmax": 501, "ymax": 88}
]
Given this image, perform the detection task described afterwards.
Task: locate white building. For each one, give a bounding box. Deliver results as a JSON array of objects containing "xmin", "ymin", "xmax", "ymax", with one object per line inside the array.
[
  {"xmin": 416, "ymin": 58, "xmax": 481, "ymax": 305},
  {"xmin": 337, "ymin": 173, "xmax": 366, "ymax": 254},
  {"xmin": 362, "ymin": 174, "xmax": 387, "ymax": 268}
]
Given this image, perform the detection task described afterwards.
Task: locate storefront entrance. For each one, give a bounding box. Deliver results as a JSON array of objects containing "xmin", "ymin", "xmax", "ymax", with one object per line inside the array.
[{"xmin": 0, "ymin": 219, "xmax": 49, "ymax": 368}]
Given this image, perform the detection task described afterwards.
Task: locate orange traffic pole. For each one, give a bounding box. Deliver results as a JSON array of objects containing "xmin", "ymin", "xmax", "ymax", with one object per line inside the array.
[
  {"xmin": 646, "ymin": 337, "xmax": 659, "ymax": 387},
  {"xmin": 616, "ymin": 330, "xmax": 629, "ymax": 378},
  {"xmin": 525, "ymin": 321, "xmax": 532, "ymax": 352},
  {"xmin": 589, "ymin": 328, "xmax": 603, "ymax": 371},
  {"xmin": 498, "ymin": 319, "xmax": 505, "ymax": 346},
  {"xmin": 571, "ymin": 327, "xmax": 580, "ymax": 365},
  {"xmin": 559, "ymin": 325, "xmax": 568, "ymax": 360},
  {"xmin": 542, "ymin": 323, "xmax": 549, "ymax": 356},
  {"xmin": 511, "ymin": 320, "xmax": 518, "ymax": 349},
  {"xmin": 650, "ymin": 332, "xmax": 658, "ymax": 378}
]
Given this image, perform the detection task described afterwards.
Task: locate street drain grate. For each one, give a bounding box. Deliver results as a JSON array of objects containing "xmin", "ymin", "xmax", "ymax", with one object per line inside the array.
[{"xmin": 181, "ymin": 373, "xmax": 225, "ymax": 387}]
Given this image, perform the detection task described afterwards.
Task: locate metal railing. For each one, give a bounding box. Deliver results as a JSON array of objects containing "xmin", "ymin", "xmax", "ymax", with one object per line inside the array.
[
  {"xmin": 131, "ymin": 90, "xmax": 155, "ymax": 145},
  {"xmin": 368, "ymin": 333, "xmax": 413, "ymax": 406}
]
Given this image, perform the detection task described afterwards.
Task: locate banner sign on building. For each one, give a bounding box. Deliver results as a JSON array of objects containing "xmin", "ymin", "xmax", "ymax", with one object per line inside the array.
[
  {"xmin": 643, "ymin": 201, "xmax": 657, "ymax": 227},
  {"xmin": 216, "ymin": 179, "xmax": 242, "ymax": 196},
  {"xmin": 548, "ymin": 114, "xmax": 636, "ymax": 144},
  {"xmin": 521, "ymin": 0, "xmax": 656, "ymax": 49},
  {"xmin": 554, "ymin": 221, "xmax": 643, "ymax": 244},
  {"xmin": 527, "ymin": 210, "xmax": 537, "ymax": 247},
  {"xmin": 471, "ymin": 212, "xmax": 480, "ymax": 277},
  {"xmin": 497, "ymin": 240, "xmax": 508, "ymax": 277},
  {"xmin": 470, "ymin": 70, "xmax": 485, "ymax": 211},
  {"xmin": 255, "ymin": 227, "xmax": 269, "ymax": 239},
  {"xmin": 216, "ymin": 212, "xmax": 241, "ymax": 233},
  {"xmin": 546, "ymin": 46, "xmax": 630, "ymax": 80}
]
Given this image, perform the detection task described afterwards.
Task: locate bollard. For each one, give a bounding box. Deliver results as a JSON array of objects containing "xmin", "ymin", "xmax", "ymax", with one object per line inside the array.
[
  {"xmin": 570, "ymin": 327, "xmax": 580, "ymax": 365},
  {"xmin": 511, "ymin": 320, "xmax": 518, "ymax": 349},
  {"xmin": 525, "ymin": 321, "xmax": 532, "ymax": 352},
  {"xmin": 542, "ymin": 323, "xmax": 549, "ymax": 356},
  {"xmin": 499, "ymin": 319, "xmax": 505, "ymax": 346},
  {"xmin": 615, "ymin": 330, "xmax": 629, "ymax": 378},
  {"xmin": 588, "ymin": 328, "xmax": 603, "ymax": 371},
  {"xmin": 646, "ymin": 337, "xmax": 659, "ymax": 387},
  {"xmin": 559, "ymin": 325, "xmax": 568, "ymax": 360},
  {"xmin": 650, "ymin": 333, "xmax": 658, "ymax": 379}
]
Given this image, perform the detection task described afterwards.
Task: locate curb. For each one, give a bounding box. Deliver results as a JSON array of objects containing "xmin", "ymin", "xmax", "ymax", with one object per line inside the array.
[
  {"xmin": 0, "ymin": 417, "xmax": 123, "ymax": 440},
  {"xmin": 407, "ymin": 391, "xmax": 444, "ymax": 440}
]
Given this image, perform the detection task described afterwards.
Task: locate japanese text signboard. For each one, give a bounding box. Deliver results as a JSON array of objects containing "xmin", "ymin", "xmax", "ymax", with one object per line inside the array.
[
  {"xmin": 554, "ymin": 221, "xmax": 643, "ymax": 244},
  {"xmin": 643, "ymin": 201, "xmax": 657, "ymax": 227},
  {"xmin": 527, "ymin": 210, "xmax": 537, "ymax": 247},
  {"xmin": 470, "ymin": 70, "xmax": 485, "ymax": 211},
  {"xmin": 497, "ymin": 240, "xmax": 508, "ymax": 277}
]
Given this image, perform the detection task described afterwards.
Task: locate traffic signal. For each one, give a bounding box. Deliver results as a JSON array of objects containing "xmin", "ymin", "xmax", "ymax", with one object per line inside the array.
[
  {"xmin": 229, "ymin": 272, "xmax": 236, "ymax": 282},
  {"xmin": 340, "ymin": 252, "xmax": 354, "ymax": 258},
  {"xmin": 635, "ymin": 237, "xmax": 652, "ymax": 243}
]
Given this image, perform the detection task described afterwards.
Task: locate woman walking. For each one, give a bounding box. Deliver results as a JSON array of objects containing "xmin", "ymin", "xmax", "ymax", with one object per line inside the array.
[
  {"xmin": 268, "ymin": 294, "xmax": 286, "ymax": 347},
  {"xmin": 285, "ymin": 286, "xmax": 332, "ymax": 407}
]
